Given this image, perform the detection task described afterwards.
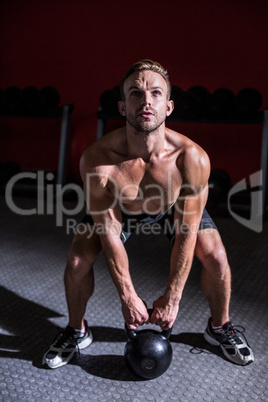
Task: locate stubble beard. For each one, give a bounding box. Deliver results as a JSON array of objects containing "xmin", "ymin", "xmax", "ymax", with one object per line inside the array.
[{"xmin": 126, "ymin": 114, "xmax": 166, "ymax": 135}]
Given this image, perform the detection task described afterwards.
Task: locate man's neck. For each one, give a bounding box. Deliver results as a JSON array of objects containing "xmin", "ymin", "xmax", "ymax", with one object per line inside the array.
[{"xmin": 126, "ymin": 124, "xmax": 166, "ymax": 162}]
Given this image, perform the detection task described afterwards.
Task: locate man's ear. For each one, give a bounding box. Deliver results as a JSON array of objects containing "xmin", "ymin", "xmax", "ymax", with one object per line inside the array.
[
  {"xmin": 166, "ymin": 100, "xmax": 174, "ymax": 117},
  {"xmin": 118, "ymin": 101, "xmax": 126, "ymax": 116}
]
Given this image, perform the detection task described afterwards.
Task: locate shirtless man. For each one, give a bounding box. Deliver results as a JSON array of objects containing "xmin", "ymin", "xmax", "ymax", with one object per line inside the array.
[{"xmin": 43, "ymin": 60, "xmax": 253, "ymax": 369}]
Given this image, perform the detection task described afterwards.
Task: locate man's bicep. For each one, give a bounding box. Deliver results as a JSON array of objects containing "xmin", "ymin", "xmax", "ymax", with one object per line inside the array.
[
  {"xmin": 81, "ymin": 169, "xmax": 114, "ymax": 215},
  {"xmin": 86, "ymin": 181, "xmax": 117, "ymax": 217},
  {"xmin": 83, "ymin": 175, "xmax": 123, "ymax": 240},
  {"xmin": 174, "ymin": 187, "xmax": 208, "ymax": 235},
  {"xmin": 80, "ymin": 155, "xmax": 123, "ymax": 242}
]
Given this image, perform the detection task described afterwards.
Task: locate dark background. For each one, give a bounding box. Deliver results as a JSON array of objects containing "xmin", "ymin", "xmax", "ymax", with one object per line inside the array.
[{"xmin": 0, "ymin": 0, "xmax": 267, "ymax": 184}]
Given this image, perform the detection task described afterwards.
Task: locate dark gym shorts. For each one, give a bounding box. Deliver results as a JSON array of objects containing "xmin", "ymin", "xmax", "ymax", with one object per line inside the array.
[{"xmin": 81, "ymin": 207, "xmax": 217, "ymax": 245}]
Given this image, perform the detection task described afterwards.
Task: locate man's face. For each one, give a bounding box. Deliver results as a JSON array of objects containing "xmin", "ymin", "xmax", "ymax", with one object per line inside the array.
[{"xmin": 119, "ymin": 70, "xmax": 173, "ymax": 133}]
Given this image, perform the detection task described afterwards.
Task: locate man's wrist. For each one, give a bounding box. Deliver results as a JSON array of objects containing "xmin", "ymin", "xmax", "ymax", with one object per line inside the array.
[
  {"xmin": 119, "ymin": 288, "xmax": 138, "ymax": 303},
  {"xmin": 164, "ymin": 288, "xmax": 182, "ymax": 305}
]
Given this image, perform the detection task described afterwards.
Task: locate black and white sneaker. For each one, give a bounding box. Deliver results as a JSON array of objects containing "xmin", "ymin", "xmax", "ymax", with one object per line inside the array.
[
  {"xmin": 204, "ymin": 317, "xmax": 254, "ymax": 366},
  {"xmin": 42, "ymin": 320, "xmax": 93, "ymax": 369}
]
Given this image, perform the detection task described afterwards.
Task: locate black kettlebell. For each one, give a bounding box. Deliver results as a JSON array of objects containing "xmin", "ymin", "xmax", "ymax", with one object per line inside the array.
[{"xmin": 124, "ymin": 309, "xmax": 173, "ymax": 379}]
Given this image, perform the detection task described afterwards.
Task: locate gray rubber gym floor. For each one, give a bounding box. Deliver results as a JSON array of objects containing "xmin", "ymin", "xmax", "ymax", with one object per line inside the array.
[{"xmin": 0, "ymin": 194, "xmax": 268, "ymax": 401}]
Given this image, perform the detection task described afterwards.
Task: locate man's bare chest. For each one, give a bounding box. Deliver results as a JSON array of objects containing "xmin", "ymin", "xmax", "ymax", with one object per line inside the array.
[{"xmin": 109, "ymin": 160, "xmax": 182, "ymax": 213}]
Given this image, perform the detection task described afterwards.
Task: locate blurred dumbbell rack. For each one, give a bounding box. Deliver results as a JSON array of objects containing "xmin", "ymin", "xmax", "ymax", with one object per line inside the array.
[{"xmin": 97, "ymin": 108, "xmax": 267, "ymax": 217}]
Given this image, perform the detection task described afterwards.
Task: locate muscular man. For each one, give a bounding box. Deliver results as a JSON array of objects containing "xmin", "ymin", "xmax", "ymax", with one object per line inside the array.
[{"xmin": 43, "ymin": 60, "xmax": 253, "ymax": 369}]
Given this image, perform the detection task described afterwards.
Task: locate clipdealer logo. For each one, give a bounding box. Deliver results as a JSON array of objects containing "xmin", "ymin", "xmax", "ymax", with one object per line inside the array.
[
  {"xmin": 5, "ymin": 171, "xmax": 85, "ymax": 226},
  {"xmin": 4, "ymin": 170, "xmax": 264, "ymax": 234},
  {"xmin": 227, "ymin": 170, "xmax": 263, "ymax": 233}
]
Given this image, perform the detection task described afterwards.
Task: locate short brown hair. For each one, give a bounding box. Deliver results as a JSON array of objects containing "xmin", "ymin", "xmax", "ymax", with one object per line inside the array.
[{"xmin": 120, "ymin": 59, "xmax": 171, "ymax": 101}]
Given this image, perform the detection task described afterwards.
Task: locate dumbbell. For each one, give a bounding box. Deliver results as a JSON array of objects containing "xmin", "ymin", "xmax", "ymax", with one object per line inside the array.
[
  {"xmin": 169, "ymin": 85, "xmax": 184, "ymax": 116},
  {"xmin": 0, "ymin": 89, "xmax": 6, "ymax": 114},
  {"xmin": 169, "ymin": 85, "xmax": 183, "ymax": 117},
  {"xmin": 5, "ymin": 87, "xmax": 24, "ymax": 114},
  {"xmin": 100, "ymin": 86, "xmax": 121, "ymax": 115},
  {"xmin": 22, "ymin": 86, "xmax": 47, "ymax": 114},
  {"xmin": 40, "ymin": 86, "xmax": 61, "ymax": 109},
  {"xmin": 207, "ymin": 168, "xmax": 232, "ymax": 208},
  {"xmin": 235, "ymin": 88, "xmax": 262, "ymax": 119},
  {"xmin": 170, "ymin": 85, "xmax": 183, "ymax": 103},
  {"xmin": 113, "ymin": 85, "xmax": 122, "ymax": 101},
  {"xmin": 175, "ymin": 86, "xmax": 210, "ymax": 119},
  {"xmin": 207, "ymin": 88, "xmax": 235, "ymax": 119}
]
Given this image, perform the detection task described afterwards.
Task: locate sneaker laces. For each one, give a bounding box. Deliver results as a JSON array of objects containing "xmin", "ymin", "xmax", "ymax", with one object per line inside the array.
[
  {"xmin": 191, "ymin": 324, "xmax": 251, "ymax": 356},
  {"xmin": 221, "ymin": 323, "xmax": 252, "ymax": 349},
  {"xmin": 222, "ymin": 323, "xmax": 242, "ymax": 343},
  {"xmin": 53, "ymin": 327, "xmax": 80, "ymax": 355}
]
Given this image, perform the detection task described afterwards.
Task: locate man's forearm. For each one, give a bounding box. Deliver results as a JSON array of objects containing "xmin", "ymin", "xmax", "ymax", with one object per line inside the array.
[
  {"xmin": 165, "ymin": 234, "xmax": 197, "ymax": 303},
  {"xmin": 100, "ymin": 235, "xmax": 137, "ymax": 301}
]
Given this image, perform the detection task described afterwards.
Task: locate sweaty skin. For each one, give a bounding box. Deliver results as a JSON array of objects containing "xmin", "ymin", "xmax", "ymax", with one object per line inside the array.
[{"xmin": 80, "ymin": 70, "xmax": 210, "ymax": 330}]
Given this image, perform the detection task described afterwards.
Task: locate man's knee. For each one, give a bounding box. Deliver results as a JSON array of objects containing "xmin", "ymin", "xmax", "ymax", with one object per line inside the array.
[
  {"xmin": 196, "ymin": 230, "xmax": 229, "ymax": 273},
  {"xmin": 208, "ymin": 244, "xmax": 228, "ymax": 272},
  {"xmin": 66, "ymin": 231, "xmax": 102, "ymax": 274}
]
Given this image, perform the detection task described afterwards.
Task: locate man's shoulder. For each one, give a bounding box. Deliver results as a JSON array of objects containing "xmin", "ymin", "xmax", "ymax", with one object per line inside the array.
[
  {"xmin": 84, "ymin": 128, "xmax": 127, "ymax": 164},
  {"xmin": 166, "ymin": 128, "xmax": 210, "ymax": 187},
  {"xmin": 166, "ymin": 127, "xmax": 200, "ymax": 148},
  {"xmin": 166, "ymin": 128, "xmax": 209, "ymax": 163},
  {"xmin": 80, "ymin": 127, "xmax": 127, "ymax": 178},
  {"xmin": 181, "ymin": 144, "xmax": 210, "ymax": 190}
]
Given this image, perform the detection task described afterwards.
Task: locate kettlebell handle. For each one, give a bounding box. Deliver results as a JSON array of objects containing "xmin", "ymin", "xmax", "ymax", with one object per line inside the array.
[{"xmin": 125, "ymin": 308, "xmax": 173, "ymax": 340}]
